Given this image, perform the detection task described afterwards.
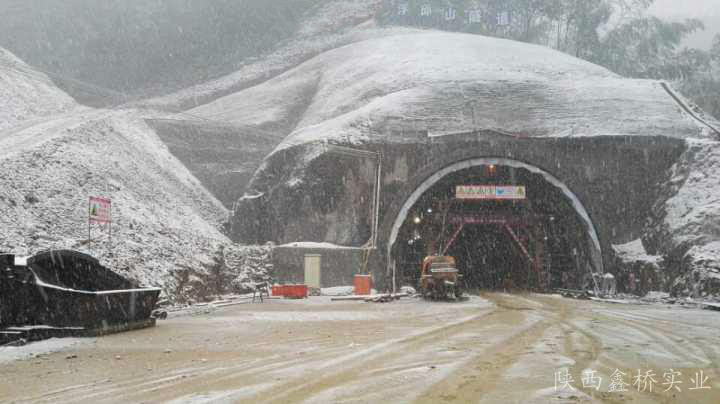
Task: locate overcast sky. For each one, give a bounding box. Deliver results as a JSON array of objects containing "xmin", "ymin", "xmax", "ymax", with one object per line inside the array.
[{"xmin": 649, "ymin": 0, "xmax": 720, "ymax": 49}]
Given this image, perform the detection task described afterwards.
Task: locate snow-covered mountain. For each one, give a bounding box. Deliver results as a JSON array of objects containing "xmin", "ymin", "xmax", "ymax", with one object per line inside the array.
[
  {"xmin": 188, "ymin": 29, "xmax": 715, "ymax": 156},
  {"xmin": 137, "ymin": 0, "xmax": 386, "ymax": 208},
  {"xmin": 138, "ymin": 0, "xmax": 384, "ymax": 111},
  {"xmin": 0, "ymin": 48, "xmax": 235, "ymax": 296},
  {"xmin": 3, "ymin": 5, "xmax": 720, "ymax": 299},
  {"xmin": 0, "ymin": 48, "xmax": 77, "ymax": 131},
  {"xmin": 180, "ymin": 28, "xmax": 720, "ymax": 296}
]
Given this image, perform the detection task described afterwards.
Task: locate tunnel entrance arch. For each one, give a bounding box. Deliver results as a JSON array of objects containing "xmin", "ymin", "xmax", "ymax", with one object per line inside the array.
[{"xmin": 386, "ymin": 157, "xmax": 603, "ymax": 294}]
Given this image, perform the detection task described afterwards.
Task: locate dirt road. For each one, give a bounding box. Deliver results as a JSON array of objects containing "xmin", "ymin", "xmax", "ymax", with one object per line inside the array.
[{"xmin": 2, "ymin": 293, "xmax": 719, "ymax": 404}]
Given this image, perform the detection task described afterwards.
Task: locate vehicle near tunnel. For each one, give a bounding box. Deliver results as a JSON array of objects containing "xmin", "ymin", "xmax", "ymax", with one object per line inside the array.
[{"xmin": 419, "ymin": 255, "xmax": 462, "ymax": 300}]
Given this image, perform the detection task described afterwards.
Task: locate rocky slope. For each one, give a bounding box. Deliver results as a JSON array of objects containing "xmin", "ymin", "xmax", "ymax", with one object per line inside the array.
[
  {"xmin": 0, "ymin": 48, "xmax": 77, "ymax": 131},
  {"xmin": 136, "ymin": 1, "xmax": 385, "ymax": 209},
  {"xmin": 0, "ymin": 109, "xmax": 229, "ymax": 293},
  {"xmin": 0, "ymin": 47, "xmax": 270, "ymax": 300},
  {"xmin": 645, "ymin": 137, "xmax": 720, "ymax": 299}
]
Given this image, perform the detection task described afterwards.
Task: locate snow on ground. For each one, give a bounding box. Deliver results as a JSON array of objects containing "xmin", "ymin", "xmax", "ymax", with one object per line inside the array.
[
  {"xmin": 0, "ymin": 108, "xmax": 230, "ymax": 292},
  {"xmin": 0, "ymin": 337, "xmax": 88, "ymax": 365},
  {"xmin": 0, "ymin": 47, "xmax": 77, "ymax": 131}
]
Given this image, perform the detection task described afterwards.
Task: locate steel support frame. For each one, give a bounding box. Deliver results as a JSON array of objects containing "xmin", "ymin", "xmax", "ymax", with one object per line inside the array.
[{"xmin": 441, "ymin": 214, "xmax": 544, "ymax": 289}]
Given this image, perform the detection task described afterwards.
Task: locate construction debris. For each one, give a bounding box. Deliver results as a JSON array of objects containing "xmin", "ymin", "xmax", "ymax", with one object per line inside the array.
[{"xmin": 364, "ymin": 294, "xmax": 395, "ymax": 303}]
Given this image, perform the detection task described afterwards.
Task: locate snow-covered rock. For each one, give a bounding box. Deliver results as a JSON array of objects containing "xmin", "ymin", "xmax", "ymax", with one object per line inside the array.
[
  {"xmin": 612, "ymin": 239, "xmax": 666, "ymax": 295},
  {"xmin": 169, "ymin": 243, "xmax": 274, "ymax": 303},
  {"xmin": 656, "ymin": 139, "xmax": 720, "ymax": 248},
  {"xmin": 0, "ymin": 47, "xmax": 77, "ymax": 131},
  {"xmin": 399, "ymin": 286, "xmax": 417, "ymax": 295},
  {"xmin": 613, "ymin": 239, "xmax": 663, "ymax": 266},
  {"xmin": 646, "ymin": 139, "xmax": 720, "ymax": 299}
]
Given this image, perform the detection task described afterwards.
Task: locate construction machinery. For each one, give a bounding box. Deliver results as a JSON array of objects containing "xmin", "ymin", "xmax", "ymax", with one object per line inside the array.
[{"xmin": 419, "ymin": 255, "xmax": 463, "ymax": 300}]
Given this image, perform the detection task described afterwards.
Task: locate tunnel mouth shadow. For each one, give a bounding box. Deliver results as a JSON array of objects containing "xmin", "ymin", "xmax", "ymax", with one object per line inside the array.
[{"xmin": 388, "ymin": 159, "xmax": 603, "ymax": 294}]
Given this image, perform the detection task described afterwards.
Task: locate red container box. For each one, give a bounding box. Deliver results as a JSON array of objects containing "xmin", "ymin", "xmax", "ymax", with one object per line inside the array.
[
  {"xmin": 285, "ymin": 284, "xmax": 308, "ymax": 299},
  {"xmin": 271, "ymin": 284, "xmax": 308, "ymax": 298},
  {"xmin": 271, "ymin": 285, "xmax": 284, "ymax": 297},
  {"xmin": 354, "ymin": 274, "xmax": 373, "ymax": 295}
]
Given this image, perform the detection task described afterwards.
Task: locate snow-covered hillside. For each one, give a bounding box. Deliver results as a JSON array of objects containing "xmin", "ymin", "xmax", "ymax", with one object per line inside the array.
[
  {"xmin": 0, "ymin": 49, "xmax": 243, "ymax": 298},
  {"xmin": 138, "ymin": 0, "xmax": 383, "ymax": 112},
  {"xmin": 0, "ymin": 48, "xmax": 77, "ymax": 131},
  {"xmin": 188, "ymin": 29, "xmax": 714, "ymax": 155},
  {"xmin": 647, "ymin": 138, "xmax": 720, "ymax": 296},
  {"xmin": 0, "ymin": 109, "xmax": 231, "ymax": 292},
  {"xmin": 0, "ymin": 43, "xmax": 294, "ymax": 301}
]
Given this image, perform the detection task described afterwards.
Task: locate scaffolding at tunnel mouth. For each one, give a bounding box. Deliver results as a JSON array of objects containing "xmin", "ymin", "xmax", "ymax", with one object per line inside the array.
[{"xmin": 387, "ymin": 158, "xmax": 603, "ymax": 295}]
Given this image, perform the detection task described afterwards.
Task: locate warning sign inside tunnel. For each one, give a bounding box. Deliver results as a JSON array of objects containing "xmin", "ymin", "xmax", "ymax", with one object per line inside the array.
[{"xmin": 455, "ymin": 185, "xmax": 526, "ymax": 200}]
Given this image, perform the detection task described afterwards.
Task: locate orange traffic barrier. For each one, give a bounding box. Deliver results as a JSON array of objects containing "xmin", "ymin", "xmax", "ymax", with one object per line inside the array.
[{"xmin": 354, "ymin": 274, "xmax": 372, "ymax": 295}]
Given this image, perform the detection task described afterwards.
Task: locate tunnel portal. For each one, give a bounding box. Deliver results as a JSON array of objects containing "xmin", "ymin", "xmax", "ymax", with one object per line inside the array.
[{"xmin": 389, "ymin": 160, "xmax": 601, "ymax": 293}]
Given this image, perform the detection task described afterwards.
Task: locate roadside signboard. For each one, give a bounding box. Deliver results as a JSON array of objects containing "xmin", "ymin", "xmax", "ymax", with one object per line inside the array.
[
  {"xmin": 88, "ymin": 196, "xmax": 112, "ymax": 243},
  {"xmin": 455, "ymin": 185, "xmax": 526, "ymax": 200},
  {"xmin": 89, "ymin": 196, "xmax": 111, "ymax": 223}
]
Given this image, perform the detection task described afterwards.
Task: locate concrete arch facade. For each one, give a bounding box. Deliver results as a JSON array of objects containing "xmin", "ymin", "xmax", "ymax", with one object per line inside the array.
[
  {"xmin": 235, "ymin": 131, "xmax": 686, "ymax": 291},
  {"xmin": 381, "ymin": 157, "xmax": 604, "ymax": 292}
]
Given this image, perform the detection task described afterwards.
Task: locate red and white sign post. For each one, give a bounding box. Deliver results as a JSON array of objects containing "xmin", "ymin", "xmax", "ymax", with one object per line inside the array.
[{"xmin": 88, "ymin": 196, "xmax": 112, "ymax": 243}]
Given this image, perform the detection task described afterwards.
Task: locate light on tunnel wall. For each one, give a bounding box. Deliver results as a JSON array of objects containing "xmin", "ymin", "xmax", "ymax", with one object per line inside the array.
[
  {"xmin": 487, "ymin": 164, "xmax": 496, "ymax": 176},
  {"xmin": 413, "ymin": 216, "xmax": 422, "ymax": 224}
]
